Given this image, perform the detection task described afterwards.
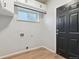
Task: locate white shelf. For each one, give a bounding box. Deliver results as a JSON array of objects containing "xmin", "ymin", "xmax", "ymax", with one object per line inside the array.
[{"xmin": 15, "ymin": 0, "xmax": 47, "ymax": 13}]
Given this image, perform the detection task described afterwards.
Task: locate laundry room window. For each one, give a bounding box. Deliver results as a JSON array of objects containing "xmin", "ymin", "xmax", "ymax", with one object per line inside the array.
[{"xmin": 15, "ymin": 6, "xmax": 40, "ymax": 22}]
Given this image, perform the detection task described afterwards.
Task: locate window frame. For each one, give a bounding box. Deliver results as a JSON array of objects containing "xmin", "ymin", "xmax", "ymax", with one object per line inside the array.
[{"xmin": 15, "ymin": 5, "xmax": 40, "ymax": 23}]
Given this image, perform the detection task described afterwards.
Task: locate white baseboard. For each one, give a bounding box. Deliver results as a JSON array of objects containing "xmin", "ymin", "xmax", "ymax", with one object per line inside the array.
[
  {"xmin": 41, "ymin": 46, "xmax": 56, "ymax": 53},
  {"xmin": 0, "ymin": 46, "xmax": 55, "ymax": 59},
  {"xmin": 0, "ymin": 47, "xmax": 41, "ymax": 59}
]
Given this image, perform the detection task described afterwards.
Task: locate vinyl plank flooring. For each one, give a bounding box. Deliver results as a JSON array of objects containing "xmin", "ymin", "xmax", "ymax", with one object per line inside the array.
[{"xmin": 3, "ymin": 48, "xmax": 65, "ymax": 59}]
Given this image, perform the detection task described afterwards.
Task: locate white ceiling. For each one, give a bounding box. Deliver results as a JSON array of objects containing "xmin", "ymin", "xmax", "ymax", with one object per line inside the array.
[{"xmin": 36, "ymin": 0, "xmax": 48, "ymax": 4}]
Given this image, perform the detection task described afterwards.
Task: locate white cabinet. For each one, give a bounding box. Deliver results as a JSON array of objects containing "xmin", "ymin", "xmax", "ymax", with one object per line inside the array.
[
  {"xmin": 0, "ymin": 0, "xmax": 14, "ymax": 16},
  {"xmin": 27, "ymin": 0, "xmax": 47, "ymax": 12},
  {"xmin": 15, "ymin": 0, "xmax": 47, "ymax": 13}
]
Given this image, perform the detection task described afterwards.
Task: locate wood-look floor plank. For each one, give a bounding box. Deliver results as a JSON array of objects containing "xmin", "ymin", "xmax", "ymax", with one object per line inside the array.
[{"xmin": 3, "ymin": 48, "xmax": 65, "ymax": 59}]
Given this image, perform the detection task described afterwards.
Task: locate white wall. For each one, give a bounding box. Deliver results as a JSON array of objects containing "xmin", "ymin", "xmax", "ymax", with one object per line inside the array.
[
  {"xmin": 42, "ymin": 0, "xmax": 72, "ymax": 52},
  {"xmin": 0, "ymin": 14, "xmax": 45, "ymax": 56},
  {"xmin": 0, "ymin": 0, "xmax": 46, "ymax": 56}
]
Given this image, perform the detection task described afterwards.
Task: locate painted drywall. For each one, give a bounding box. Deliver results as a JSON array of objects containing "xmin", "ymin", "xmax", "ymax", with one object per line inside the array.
[
  {"xmin": 0, "ymin": 13, "xmax": 45, "ymax": 56},
  {"xmin": 0, "ymin": 0, "xmax": 46, "ymax": 56},
  {"xmin": 42, "ymin": 0, "xmax": 72, "ymax": 52}
]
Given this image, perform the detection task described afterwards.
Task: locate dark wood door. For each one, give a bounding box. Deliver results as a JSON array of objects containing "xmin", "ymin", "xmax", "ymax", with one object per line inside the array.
[
  {"xmin": 56, "ymin": 13, "xmax": 68, "ymax": 57},
  {"xmin": 56, "ymin": 3, "xmax": 79, "ymax": 59}
]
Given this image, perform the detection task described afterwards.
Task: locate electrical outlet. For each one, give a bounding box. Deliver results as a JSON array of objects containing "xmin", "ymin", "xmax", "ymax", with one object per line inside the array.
[{"xmin": 20, "ymin": 33, "xmax": 24, "ymax": 37}]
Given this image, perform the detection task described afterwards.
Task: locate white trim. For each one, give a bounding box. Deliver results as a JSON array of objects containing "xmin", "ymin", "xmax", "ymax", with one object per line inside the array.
[
  {"xmin": 14, "ymin": 2, "xmax": 46, "ymax": 14},
  {"xmin": 0, "ymin": 47, "xmax": 40, "ymax": 59},
  {"xmin": 41, "ymin": 46, "xmax": 56, "ymax": 53},
  {"xmin": 0, "ymin": 46, "xmax": 55, "ymax": 59}
]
